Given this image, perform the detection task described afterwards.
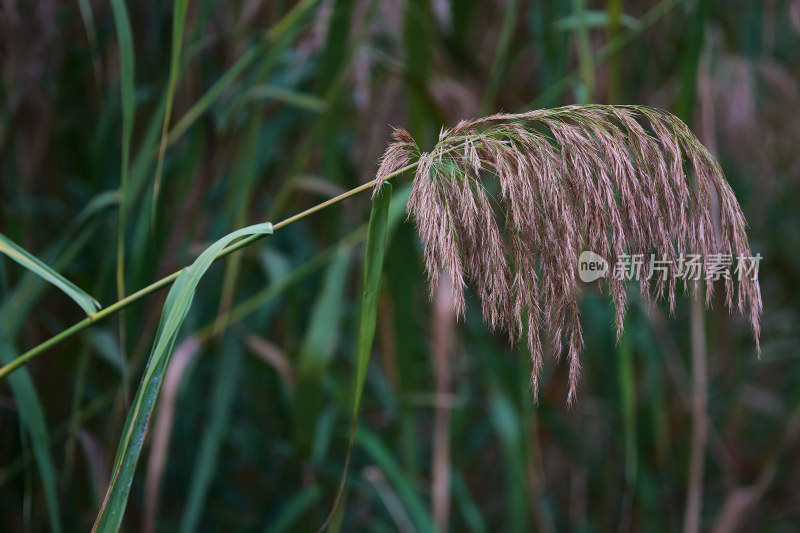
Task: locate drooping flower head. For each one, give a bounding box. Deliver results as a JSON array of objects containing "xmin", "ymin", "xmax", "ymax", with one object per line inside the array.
[{"xmin": 374, "ymin": 105, "xmax": 762, "ymax": 404}]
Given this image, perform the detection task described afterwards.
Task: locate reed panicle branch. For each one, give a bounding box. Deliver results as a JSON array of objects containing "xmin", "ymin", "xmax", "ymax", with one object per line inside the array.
[
  {"xmin": 4, "ymin": 105, "xmax": 762, "ymax": 406},
  {"xmin": 375, "ymin": 104, "xmax": 762, "ymax": 404}
]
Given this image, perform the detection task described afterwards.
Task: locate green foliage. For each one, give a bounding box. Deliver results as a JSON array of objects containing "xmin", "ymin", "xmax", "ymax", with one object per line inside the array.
[
  {"xmin": 0, "ymin": 326, "xmax": 61, "ymax": 533},
  {"xmin": 1, "ymin": 1, "xmax": 799, "ymax": 532},
  {"xmin": 0, "ymin": 233, "xmax": 100, "ymax": 316},
  {"xmin": 93, "ymin": 223, "xmax": 272, "ymax": 532}
]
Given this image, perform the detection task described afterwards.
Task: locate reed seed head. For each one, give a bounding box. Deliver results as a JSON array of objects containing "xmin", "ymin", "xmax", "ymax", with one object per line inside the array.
[{"xmin": 374, "ymin": 105, "xmax": 762, "ymax": 404}]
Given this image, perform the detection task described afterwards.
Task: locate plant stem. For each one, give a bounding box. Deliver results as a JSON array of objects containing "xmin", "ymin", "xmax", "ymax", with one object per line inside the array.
[
  {"xmin": 684, "ymin": 292, "xmax": 707, "ymax": 533},
  {"xmin": 0, "ymin": 163, "xmax": 417, "ymax": 381}
]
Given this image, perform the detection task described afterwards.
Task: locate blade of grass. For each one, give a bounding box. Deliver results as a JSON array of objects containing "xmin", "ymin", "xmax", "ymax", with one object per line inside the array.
[
  {"xmin": 571, "ymin": 0, "xmax": 595, "ymax": 102},
  {"xmin": 78, "ymin": 429, "xmax": 110, "ymax": 510},
  {"xmin": 298, "ymin": 249, "xmax": 351, "ymax": 378},
  {"xmin": 489, "ymin": 389, "xmax": 529, "ymax": 533},
  {"xmin": 0, "ymin": 387, "xmax": 118, "ymax": 489},
  {"xmin": 479, "ymin": 0, "xmax": 521, "ymax": 114},
  {"xmin": 452, "ymin": 470, "xmax": 487, "ymax": 533},
  {"xmin": 75, "ymin": 0, "xmax": 102, "ymax": 84},
  {"xmin": 294, "ymin": 249, "xmax": 352, "ymax": 457},
  {"xmin": 363, "ymin": 466, "xmax": 417, "ymax": 533},
  {"xmin": 0, "ymin": 325, "xmax": 62, "ymax": 533},
  {"xmin": 383, "ymin": 228, "xmax": 421, "ymax": 478},
  {"xmin": 246, "ymin": 84, "xmax": 327, "ymax": 113},
  {"xmin": 0, "ymin": 165, "xmax": 416, "ymax": 381},
  {"xmin": 264, "ymin": 0, "xmax": 381, "ymax": 220},
  {"xmin": 151, "ymin": 0, "xmax": 188, "ymax": 227},
  {"xmin": 109, "ymin": 0, "xmax": 135, "ymax": 299},
  {"xmin": 213, "ymin": 116, "xmax": 263, "ymax": 336},
  {"xmin": 404, "ymin": 0, "xmax": 433, "ymax": 145},
  {"xmin": 242, "ymin": 331, "xmax": 295, "ymax": 388},
  {"xmin": 605, "ymin": 0, "xmax": 623, "ymax": 102},
  {"xmin": 64, "ymin": 343, "xmax": 91, "ymax": 482},
  {"xmin": 72, "ymin": 190, "xmax": 119, "ymax": 230},
  {"xmin": 110, "ymin": 0, "xmax": 136, "ymax": 380},
  {"xmin": 617, "ymin": 325, "xmax": 637, "ymax": 531},
  {"xmin": 315, "ymin": 0, "xmax": 356, "ymax": 185},
  {"xmin": 0, "ymin": 232, "xmax": 100, "ymax": 316},
  {"xmin": 554, "ymin": 10, "xmax": 637, "ymax": 31},
  {"xmin": 527, "ymin": 0, "xmax": 683, "ymax": 109},
  {"xmin": 530, "ymin": 0, "xmax": 571, "ymax": 104},
  {"xmin": 143, "ymin": 337, "xmax": 200, "ymax": 533},
  {"xmin": 178, "ymin": 335, "xmax": 244, "ymax": 533},
  {"xmin": 92, "ymin": 222, "xmax": 273, "ymax": 533},
  {"xmin": 518, "ymin": 367, "xmax": 556, "ymax": 533},
  {"xmin": 319, "ymin": 183, "xmax": 392, "ymax": 530},
  {"xmin": 0, "ymin": 220, "xmax": 101, "ymax": 331},
  {"xmin": 262, "ymin": 486, "xmax": 322, "ymax": 533},
  {"xmin": 357, "ymin": 427, "xmax": 438, "ymax": 533},
  {"xmin": 164, "ymin": 0, "xmax": 322, "ymax": 148},
  {"xmin": 199, "ymin": 185, "xmax": 412, "ymax": 344}
]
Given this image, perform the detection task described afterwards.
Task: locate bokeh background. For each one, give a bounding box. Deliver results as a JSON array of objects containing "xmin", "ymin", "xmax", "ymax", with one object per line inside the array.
[{"xmin": 2, "ymin": 0, "xmax": 800, "ymax": 531}]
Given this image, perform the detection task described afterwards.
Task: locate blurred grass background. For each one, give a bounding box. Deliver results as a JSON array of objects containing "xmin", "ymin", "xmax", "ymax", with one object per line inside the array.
[{"xmin": 1, "ymin": 0, "xmax": 800, "ymax": 531}]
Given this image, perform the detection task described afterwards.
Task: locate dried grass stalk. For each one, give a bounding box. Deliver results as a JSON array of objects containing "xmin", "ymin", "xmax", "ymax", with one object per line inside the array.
[{"xmin": 374, "ymin": 105, "xmax": 762, "ymax": 404}]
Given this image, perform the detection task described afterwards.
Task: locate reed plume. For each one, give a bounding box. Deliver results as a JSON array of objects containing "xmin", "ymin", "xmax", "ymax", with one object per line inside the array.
[{"xmin": 374, "ymin": 105, "xmax": 762, "ymax": 404}]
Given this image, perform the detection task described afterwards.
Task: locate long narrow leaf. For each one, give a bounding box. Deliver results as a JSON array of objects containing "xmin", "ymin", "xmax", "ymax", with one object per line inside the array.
[
  {"xmin": 0, "ymin": 325, "xmax": 62, "ymax": 533},
  {"xmin": 0, "ymin": 232, "xmax": 100, "ymax": 316},
  {"xmin": 322, "ymin": 184, "xmax": 392, "ymax": 526},
  {"xmin": 294, "ymin": 249, "xmax": 352, "ymax": 457},
  {"xmin": 263, "ymin": 486, "xmax": 322, "ymax": 533},
  {"xmin": 298, "ymin": 248, "xmax": 351, "ymax": 378},
  {"xmin": 151, "ymin": 0, "xmax": 188, "ymax": 223},
  {"xmin": 109, "ymin": 0, "xmax": 135, "ymax": 303},
  {"xmin": 92, "ymin": 222, "xmax": 273, "ymax": 533},
  {"xmin": 110, "ymin": 0, "xmax": 135, "ymax": 379},
  {"xmin": 165, "ymin": 0, "xmax": 322, "ymax": 147},
  {"xmin": 353, "ymin": 185, "xmax": 392, "ymax": 414},
  {"xmin": 357, "ymin": 428, "xmax": 437, "ymax": 533},
  {"xmin": 179, "ymin": 336, "xmax": 243, "ymax": 533}
]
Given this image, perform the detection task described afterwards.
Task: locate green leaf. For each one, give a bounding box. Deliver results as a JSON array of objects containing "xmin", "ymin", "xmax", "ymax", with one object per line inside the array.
[
  {"xmin": 480, "ymin": 0, "xmax": 520, "ymax": 113},
  {"xmin": 179, "ymin": 336, "xmax": 244, "ymax": 533},
  {"xmin": 263, "ymin": 486, "xmax": 322, "ymax": 533},
  {"xmin": 293, "ymin": 249, "xmax": 352, "ymax": 457},
  {"xmin": 0, "ymin": 324, "xmax": 62, "ymax": 533},
  {"xmin": 92, "ymin": 222, "xmax": 273, "ymax": 533},
  {"xmin": 353, "ymin": 184, "xmax": 392, "ymax": 424},
  {"xmin": 553, "ymin": 10, "xmax": 638, "ymax": 31},
  {"xmin": 90, "ymin": 330, "xmax": 127, "ymax": 375},
  {"xmin": 0, "ymin": 220, "xmax": 100, "ymax": 331},
  {"xmin": 0, "ymin": 232, "xmax": 100, "ymax": 316},
  {"xmin": 109, "ymin": 0, "xmax": 135, "ymax": 301},
  {"xmin": 152, "ymin": 0, "xmax": 189, "ymax": 222},
  {"xmin": 298, "ymin": 249, "xmax": 351, "ymax": 378},
  {"xmin": 488, "ymin": 391, "xmax": 528, "ymax": 533},
  {"xmin": 404, "ymin": 0, "xmax": 434, "ymax": 144},
  {"xmin": 570, "ymin": 0, "xmax": 595, "ymax": 102},
  {"xmin": 72, "ymin": 190, "xmax": 119, "ymax": 229},
  {"xmin": 321, "ymin": 183, "xmax": 392, "ymax": 526},
  {"xmin": 356, "ymin": 427, "xmax": 437, "ymax": 533},
  {"xmin": 166, "ymin": 0, "xmax": 322, "ymax": 147},
  {"xmin": 247, "ymin": 84, "xmax": 327, "ymax": 113}
]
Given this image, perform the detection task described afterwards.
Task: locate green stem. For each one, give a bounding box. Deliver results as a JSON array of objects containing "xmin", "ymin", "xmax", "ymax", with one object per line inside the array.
[
  {"xmin": 0, "ymin": 163, "xmax": 417, "ymax": 381},
  {"xmin": 617, "ymin": 324, "xmax": 637, "ymax": 530},
  {"xmin": 571, "ymin": 0, "xmax": 595, "ymax": 102}
]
